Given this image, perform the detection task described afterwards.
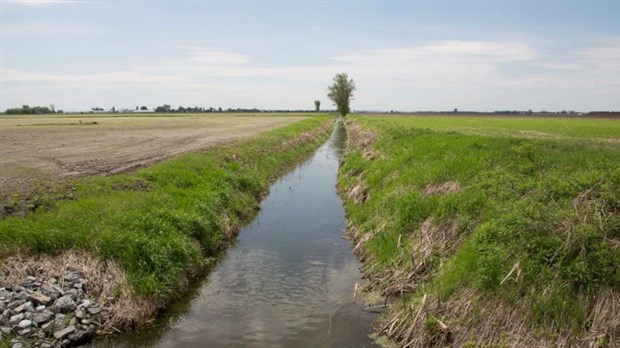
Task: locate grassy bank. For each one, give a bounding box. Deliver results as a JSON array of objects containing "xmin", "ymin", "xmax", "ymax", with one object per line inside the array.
[
  {"xmin": 1, "ymin": 116, "xmax": 332, "ymax": 314},
  {"xmin": 339, "ymin": 116, "xmax": 619, "ymax": 346}
]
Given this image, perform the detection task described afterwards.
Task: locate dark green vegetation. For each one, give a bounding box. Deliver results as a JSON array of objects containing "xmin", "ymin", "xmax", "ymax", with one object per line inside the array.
[
  {"xmin": 0, "ymin": 116, "xmax": 331, "ymax": 301},
  {"xmin": 327, "ymin": 73, "xmax": 355, "ymax": 117},
  {"xmin": 339, "ymin": 116, "xmax": 619, "ymax": 346},
  {"xmin": 4, "ymin": 105, "xmax": 55, "ymax": 114}
]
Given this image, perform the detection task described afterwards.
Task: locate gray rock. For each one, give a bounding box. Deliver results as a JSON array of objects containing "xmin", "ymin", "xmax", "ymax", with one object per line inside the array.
[
  {"xmin": 81, "ymin": 299, "xmax": 92, "ymax": 308},
  {"xmin": 17, "ymin": 319, "xmax": 32, "ymax": 329},
  {"xmin": 65, "ymin": 271, "xmax": 80, "ymax": 282},
  {"xmin": 52, "ymin": 295, "xmax": 75, "ymax": 313},
  {"xmin": 1, "ymin": 327, "xmax": 11, "ymax": 335},
  {"xmin": 75, "ymin": 309, "xmax": 86, "ymax": 319},
  {"xmin": 22, "ymin": 301, "xmax": 35, "ymax": 313},
  {"xmin": 11, "ymin": 343, "xmax": 23, "ymax": 348},
  {"xmin": 9, "ymin": 313, "xmax": 24, "ymax": 325},
  {"xmin": 52, "ymin": 285, "xmax": 64, "ymax": 296},
  {"xmin": 17, "ymin": 327, "xmax": 32, "ymax": 337},
  {"xmin": 41, "ymin": 320, "xmax": 54, "ymax": 331},
  {"xmin": 53, "ymin": 317, "xmax": 66, "ymax": 331},
  {"xmin": 13, "ymin": 303, "xmax": 24, "ymax": 313},
  {"xmin": 53, "ymin": 325, "xmax": 75, "ymax": 339},
  {"xmin": 7, "ymin": 301, "xmax": 20, "ymax": 310},
  {"xmin": 13, "ymin": 292, "xmax": 27, "ymax": 301},
  {"xmin": 29, "ymin": 292, "xmax": 51, "ymax": 305},
  {"xmin": 0, "ymin": 289, "xmax": 12, "ymax": 299},
  {"xmin": 36, "ymin": 305, "xmax": 46, "ymax": 311},
  {"xmin": 87, "ymin": 307, "xmax": 100, "ymax": 315},
  {"xmin": 2, "ymin": 309, "xmax": 11, "ymax": 319},
  {"xmin": 66, "ymin": 289, "xmax": 78, "ymax": 299},
  {"xmin": 70, "ymin": 329, "xmax": 93, "ymax": 344},
  {"xmin": 32, "ymin": 311, "xmax": 53, "ymax": 324}
]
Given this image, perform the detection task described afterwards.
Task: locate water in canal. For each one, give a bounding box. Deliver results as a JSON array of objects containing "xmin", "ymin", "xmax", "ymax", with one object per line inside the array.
[{"xmin": 97, "ymin": 120, "xmax": 378, "ymax": 347}]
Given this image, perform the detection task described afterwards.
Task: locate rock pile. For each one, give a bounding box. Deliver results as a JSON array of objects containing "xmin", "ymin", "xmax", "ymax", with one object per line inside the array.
[{"xmin": 0, "ymin": 270, "xmax": 111, "ymax": 347}]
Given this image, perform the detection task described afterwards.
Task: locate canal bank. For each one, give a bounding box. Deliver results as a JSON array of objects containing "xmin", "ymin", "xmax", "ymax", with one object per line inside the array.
[
  {"xmin": 1, "ymin": 117, "xmax": 337, "ymax": 347},
  {"xmin": 92, "ymin": 120, "xmax": 379, "ymax": 347}
]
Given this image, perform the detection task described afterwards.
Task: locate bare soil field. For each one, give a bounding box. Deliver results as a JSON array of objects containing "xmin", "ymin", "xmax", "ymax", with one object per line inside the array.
[{"xmin": 0, "ymin": 114, "xmax": 307, "ymax": 214}]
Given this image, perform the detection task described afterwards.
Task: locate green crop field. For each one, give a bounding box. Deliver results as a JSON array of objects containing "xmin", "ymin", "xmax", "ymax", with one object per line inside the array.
[
  {"xmin": 367, "ymin": 114, "xmax": 620, "ymax": 140},
  {"xmin": 339, "ymin": 115, "xmax": 619, "ymax": 347}
]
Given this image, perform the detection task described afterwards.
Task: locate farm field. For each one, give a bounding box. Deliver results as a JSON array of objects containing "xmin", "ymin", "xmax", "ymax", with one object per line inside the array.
[
  {"xmin": 365, "ymin": 114, "xmax": 620, "ymax": 140},
  {"xmin": 339, "ymin": 115, "xmax": 619, "ymax": 346},
  {"xmin": 0, "ymin": 114, "xmax": 309, "ymax": 214}
]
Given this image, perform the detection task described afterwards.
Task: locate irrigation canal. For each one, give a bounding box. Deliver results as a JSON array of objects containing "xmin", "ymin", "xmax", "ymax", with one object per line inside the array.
[{"xmin": 94, "ymin": 120, "xmax": 378, "ymax": 347}]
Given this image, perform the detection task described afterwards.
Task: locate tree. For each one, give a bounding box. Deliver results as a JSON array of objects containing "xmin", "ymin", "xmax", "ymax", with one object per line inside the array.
[
  {"xmin": 314, "ymin": 100, "xmax": 321, "ymax": 112},
  {"xmin": 140, "ymin": 106, "xmax": 148, "ymax": 111},
  {"xmin": 327, "ymin": 73, "xmax": 355, "ymax": 116}
]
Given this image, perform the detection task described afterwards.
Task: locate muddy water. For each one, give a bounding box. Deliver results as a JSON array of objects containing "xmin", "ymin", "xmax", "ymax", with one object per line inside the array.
[{"xmin": 96, "ymin": 120, "xmax": 377, "ymax": 347}]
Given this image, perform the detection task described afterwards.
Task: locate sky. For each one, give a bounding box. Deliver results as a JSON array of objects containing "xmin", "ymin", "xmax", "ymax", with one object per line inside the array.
[{"xmin": 1, "ymin": 0, "xmax": 619, "ymax": 112}]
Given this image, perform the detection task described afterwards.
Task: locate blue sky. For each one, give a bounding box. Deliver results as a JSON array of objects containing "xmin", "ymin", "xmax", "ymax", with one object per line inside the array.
[{"xmin": 1, "ymin": 1, "xmax": 619, "ymax": 112}]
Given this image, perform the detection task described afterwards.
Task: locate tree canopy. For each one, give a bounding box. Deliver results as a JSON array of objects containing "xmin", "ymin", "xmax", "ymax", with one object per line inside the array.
[{"xmin": 327, "ymin": 73, "xmax": 355, "ymax": 117}]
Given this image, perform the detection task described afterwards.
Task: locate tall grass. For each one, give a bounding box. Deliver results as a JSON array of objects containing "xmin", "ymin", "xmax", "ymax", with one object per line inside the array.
[
  {"xmin": 339, "ymin": 116, "xmax": 619, "ymax": 345},
  {"xmin": 0, "ymin": 116, "xmax": 332, "ymax": 300}
]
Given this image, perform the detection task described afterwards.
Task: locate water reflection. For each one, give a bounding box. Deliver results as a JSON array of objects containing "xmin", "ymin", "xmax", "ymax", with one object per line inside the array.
[{"xmin": 96, "ymin": 119, "xmax": 376, "ymax": 347}]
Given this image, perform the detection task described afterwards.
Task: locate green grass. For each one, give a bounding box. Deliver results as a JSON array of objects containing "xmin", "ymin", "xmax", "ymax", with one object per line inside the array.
[
  {"xmin": 339, "ymin": 115, "xmax": 619, "ymax": 344},
  {"xmin": 0, "ymin": 116, "xmax": 332, "ymax": 300},
  {"xmin": 369, "ymin": 115, "xmax": 620, "ymax": 140}
]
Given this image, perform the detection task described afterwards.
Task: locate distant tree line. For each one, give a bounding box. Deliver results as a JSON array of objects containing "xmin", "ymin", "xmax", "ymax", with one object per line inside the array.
[
  {"xmin": 153, "ymin": 104, "xmax": 319, "ymax": 113},
  {"xmin": 4, "ymin": 105, "xmax": 61, "ymax": 114},
  {"xmin": 154, "ymin": 104, "xmax": 223, "ymax": 113}
]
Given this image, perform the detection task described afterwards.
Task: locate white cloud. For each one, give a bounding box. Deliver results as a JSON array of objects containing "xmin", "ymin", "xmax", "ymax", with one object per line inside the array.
[
  {"xmin": 2, "ymin": 39, "xmax": 619, "ymax": 111},
  {"xmin": 168, "ymin": 44, "xmax": 252, "ymax": 65},
  {"xmin": 331, "ymin": 40, "xmax": 537, "ymax": 64}
]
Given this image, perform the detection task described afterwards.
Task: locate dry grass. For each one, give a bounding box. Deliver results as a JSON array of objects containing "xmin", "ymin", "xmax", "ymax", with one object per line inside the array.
[
  {"xmin": 381, "ymin": 287, "xmax": 619, "ymax": 347},
  {"xmin": 0, "ymin": 251, "xmax": 152, "ymax": 330},
  {"xmin": 345, "ymin": 121, "xmax": 379, "ymax": 160},
  {"xmin": 280, "ymin": 120, "xmax": 332, "ymax": 151},
  {"xmin": 345, "ymin": 222, "xmax": 374, "ymax": 262},
  {"xmin": 422, "ymin": 181, "xmax": 461, "ymax": 197},
  {"xmin": 339, "ymin": 120, "xmax": 377, "ymax": 205},
  {"xmin": 587, "ymin": 288, "xmax": 620, "ymax": 345},
  {"xmin": 346, "ymin": 179, "xmax": 370, "ymax": 204}
]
